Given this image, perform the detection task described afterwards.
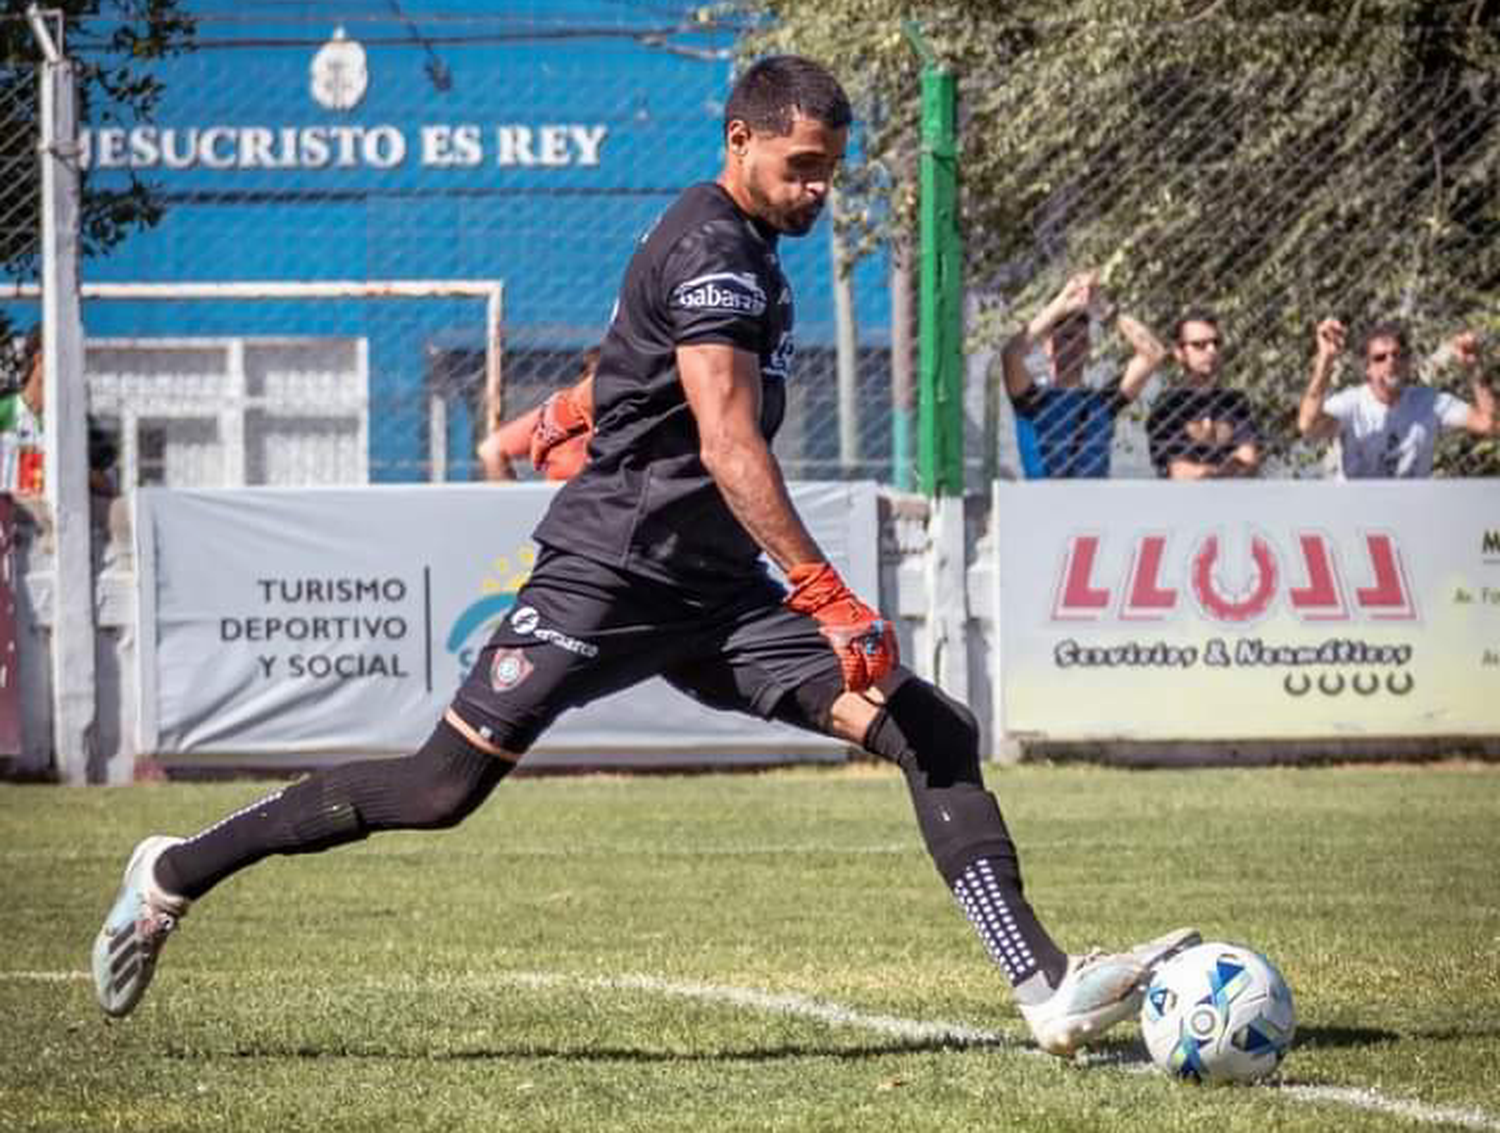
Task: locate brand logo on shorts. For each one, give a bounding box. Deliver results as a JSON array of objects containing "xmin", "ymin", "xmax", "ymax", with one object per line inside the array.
[
  {"xmin": 507, "ymin": 603, "xmax": 599, "ymax": 658},
  {"xmin": 489, "ymin": 647, "xmax": 534, "ymax": 692},
  {"xmin": 670, "ymin": 272, "xmax": 767, "ymax": 317},
  {"xmin": 766, "ymin": 330, "xmax": 795, "ymax": 381}
]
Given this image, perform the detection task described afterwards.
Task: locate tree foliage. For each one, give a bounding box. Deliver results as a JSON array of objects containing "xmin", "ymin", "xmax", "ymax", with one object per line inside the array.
[
  {"xmin": 1, "ymin": 1, "xmax": 195, "ymax": 281},
  {"xmin": 739, "ymin": 0, "xmax": 1500, "ymax": 471}
]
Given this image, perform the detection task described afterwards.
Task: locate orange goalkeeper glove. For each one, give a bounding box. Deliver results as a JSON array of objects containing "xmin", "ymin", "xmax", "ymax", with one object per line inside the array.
[
  {"xmin": 528, "ymin": 388, "xmax": 591, "ymax": 470},
  {"xmin": 783, "ymin": 562, "xmax": 899, "ymax": 693}
]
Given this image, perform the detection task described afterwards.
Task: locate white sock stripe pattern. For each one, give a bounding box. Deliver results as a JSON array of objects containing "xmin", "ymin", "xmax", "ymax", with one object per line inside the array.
[
  {"xmin": 953, "ymin": 860, "xmax": 1038, "ymax": 985},
  {"xmin": 178, "ymin": 789, "xmax": 285, "ymax": 851}
]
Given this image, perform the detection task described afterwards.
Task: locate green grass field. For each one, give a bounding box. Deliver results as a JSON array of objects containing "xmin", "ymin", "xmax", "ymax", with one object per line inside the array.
[{"xmin": 3, "ymin": 760, "xmax": 1498, "ymax": 1132}]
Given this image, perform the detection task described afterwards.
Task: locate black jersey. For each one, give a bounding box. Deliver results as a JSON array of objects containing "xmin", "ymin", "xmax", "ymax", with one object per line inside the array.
[{"xmin": 532, "ymin": 181, "xmax": 795, "ymax": 592}]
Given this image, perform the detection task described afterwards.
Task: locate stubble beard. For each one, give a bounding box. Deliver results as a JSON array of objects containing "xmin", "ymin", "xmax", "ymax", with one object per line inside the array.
[{"xmin": 747, "ymin": 177, "xmax": 820, "ymax": 236}]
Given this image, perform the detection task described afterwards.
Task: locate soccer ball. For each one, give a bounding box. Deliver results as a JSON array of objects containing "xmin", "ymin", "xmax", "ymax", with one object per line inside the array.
[{"xmin": 1140, "ymin": 941, "xmax": 1296, "ymax": 1084}]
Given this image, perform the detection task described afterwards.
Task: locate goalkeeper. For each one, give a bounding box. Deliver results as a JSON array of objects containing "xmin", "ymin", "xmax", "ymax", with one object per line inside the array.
[{"xmin": 93, "ymin": 55, "xmax": 1195, "ymax": 1057}]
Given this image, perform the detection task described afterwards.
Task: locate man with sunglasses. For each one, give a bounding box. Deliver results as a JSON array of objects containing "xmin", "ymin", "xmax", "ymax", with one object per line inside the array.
[
  {"xmin": 1298, "ymin": 318, "xmax": 1495, "ymax": 478},
  {"xmin": 1000, "ymin": 270, "xmax": 1165, "ymax": 478},
  {"xmin": 1146, "ymin": 311, "xmax": 1262, "ymax": 479}
]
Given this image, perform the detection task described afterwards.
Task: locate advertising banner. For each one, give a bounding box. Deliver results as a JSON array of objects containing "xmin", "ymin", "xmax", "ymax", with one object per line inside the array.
[
  {"xmin": 137, "ymin": 481, "xmax": 879, "ymax": 766},
  {"xmin": 995, "ymin": 480, "xmax": 1498, "ymax": 741}
]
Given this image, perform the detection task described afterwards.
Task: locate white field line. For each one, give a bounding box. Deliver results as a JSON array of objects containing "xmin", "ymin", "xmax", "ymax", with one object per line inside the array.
[
  {"xmin": 0, "ymin": 844, "xmax": 917, "ymax": 861},
  {"xmin": 5, "ymin": 967, "xmax": 1498, "ymax": 1131},
  {"xmin": 506, "ymin": 970, "xmax": 1011, "ymax": 1048},
  {"xmin": 1279, "ymin": 1086, "xmax": 1500, "ymax": 1132}
]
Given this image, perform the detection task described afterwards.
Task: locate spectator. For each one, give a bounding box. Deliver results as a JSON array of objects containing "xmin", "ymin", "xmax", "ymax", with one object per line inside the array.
[
  {"xmin": 1147, "ymin": 310, "xmax": 1261, "ymax": 479},
  {"xmin": 0, "ymin": 326, "xmax": 44, "ymax": 496},
  {"xmin": 477, "ymin": 346, "xmax": 599, "ymax": 482},
  {"xmin": 1297, "ymin": 317, "xmax": 1496, "ymax": 478},
  {"xmin": 1000, "ymin": 270, "xmax": 1165, "ymax": 478},
  {"xmin": 0, "ymin": 328, "xmax": 119, "ymax": 498},
  {"xmin": 87, "ymin": 417, "xmax": 120, "ymax": 497}
]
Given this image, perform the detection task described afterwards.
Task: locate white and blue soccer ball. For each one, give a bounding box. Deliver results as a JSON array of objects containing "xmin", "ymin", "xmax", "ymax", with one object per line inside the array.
[{"xmin": 1140, "ymin": 941, "xmax": 1296, "ymax": 1085}]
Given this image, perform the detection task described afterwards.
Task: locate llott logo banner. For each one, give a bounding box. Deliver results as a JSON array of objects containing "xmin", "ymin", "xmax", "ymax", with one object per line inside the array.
[{"xmin": 1050, "ymin": 531, "xmax": 1414, "ymax": 625}]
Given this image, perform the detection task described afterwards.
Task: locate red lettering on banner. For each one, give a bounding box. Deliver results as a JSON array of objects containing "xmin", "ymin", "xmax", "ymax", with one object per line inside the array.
[
  {"xmin": 1053, "ymin": 535, "xmax": 1111, "ymax": 620},
  {"xmin": 1354, "ymin": 533, "xmax": 1415, "ymax": 620},
  {"xmin": 1190, "ymin": 535, "xmax": 1278, "ymax": 622},
  {"xmin": 1048, "ymin": 529, "xmax": 1417, "ymax": 624},
  {"xmin": 1121, "ymin": 535, "xmax": 1176, "ymax": 620},
  {"xmin": 1288, "ymin": 534, "xmax": 1346, "ymax": 620}
]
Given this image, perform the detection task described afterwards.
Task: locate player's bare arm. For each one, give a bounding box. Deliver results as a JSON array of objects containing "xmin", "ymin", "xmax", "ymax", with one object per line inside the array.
[
  {"xmin": 677, "ymin": 340, "xmax": 822, "ymax": 571},
  {"xmin": 679, "ymin": 339, "xmax": 896, "ymax": 692},
  {"xmin": 1299, "ymin": 317, "xmax": 1345, "ymax": 441}
]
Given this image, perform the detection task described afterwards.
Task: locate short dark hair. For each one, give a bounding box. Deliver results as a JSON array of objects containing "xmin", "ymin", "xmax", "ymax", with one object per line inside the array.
[
  {"xmin": 724, "ymin": 55, "xmax": 851, "ymax": 138},
  {"xmin": 1361, "ymin": 320, "xmax": 1410, "ymax": 358},
  {"xmin": 1171, "ymin": 309, "xmax": 1220, "ymax": 344}
]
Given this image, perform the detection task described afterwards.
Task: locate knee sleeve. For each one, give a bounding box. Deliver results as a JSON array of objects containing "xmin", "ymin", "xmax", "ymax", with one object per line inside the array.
[
  {"xmin": 279, "ymin": 718, "xmax": 511, "ymax": 851},
  {"xmin": 863, "ymin": 678, "xmax": 982, "ymax": 787},
  {"xmin": 862, "ymin": 679, "xmax": 1018, "ymax": 885}
]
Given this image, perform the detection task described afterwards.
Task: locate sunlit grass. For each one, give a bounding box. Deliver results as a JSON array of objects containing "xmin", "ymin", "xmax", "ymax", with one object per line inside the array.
[{"xmin": 2, "ymin": 760, "xmax": 1496, "ymax": 1132}]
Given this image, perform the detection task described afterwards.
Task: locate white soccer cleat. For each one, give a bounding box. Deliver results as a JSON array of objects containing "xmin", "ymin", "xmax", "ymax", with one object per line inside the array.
[
  {"xmin": 1020, "ymin": 927, "xmax": 1201, "ymax": 1056},
  {"xmin": 91, "ymin": 835, "xmax": 190, "ymax": 1018},
  {"xmin": 1120, "ymin": 926, "xmax": 1202, "ymax": 1008}
]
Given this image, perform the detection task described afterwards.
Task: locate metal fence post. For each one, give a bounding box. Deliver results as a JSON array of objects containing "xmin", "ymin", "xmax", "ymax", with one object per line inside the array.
[
  {"xmin": 904, "ymin": 23, "xmax": 969, "ymax": 700},
  {"xmin": 35, "ymin": 27, "xmax": 96, "ymax": 784},
  {"xmin": 889, "ymin": 244, "xmax": 915, "ymax": 491},
  {"xmin": 829, "ymin": 186, "xmax": 860, "ymax": 475},
  {"xmin": 907, "ymin": 29, "xmax": 964, "ymax": 499}
]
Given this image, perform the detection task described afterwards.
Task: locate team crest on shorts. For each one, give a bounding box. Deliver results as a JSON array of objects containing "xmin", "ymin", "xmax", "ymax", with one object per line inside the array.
[{"xmin": 490, "ymin": 647, "xmax": 534, "ymax": 692}]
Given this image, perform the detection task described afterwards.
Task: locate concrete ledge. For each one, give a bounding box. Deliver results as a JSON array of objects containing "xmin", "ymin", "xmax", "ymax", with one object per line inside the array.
[{"xmin": 1017, "ymin": 736, "xmax": 1500, "ymax": 768}]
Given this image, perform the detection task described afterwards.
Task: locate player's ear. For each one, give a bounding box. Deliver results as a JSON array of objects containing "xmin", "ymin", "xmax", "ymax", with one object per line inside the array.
[{"xmin": 725, "ymin": 119, "xmax": 751, "ymax": 157}]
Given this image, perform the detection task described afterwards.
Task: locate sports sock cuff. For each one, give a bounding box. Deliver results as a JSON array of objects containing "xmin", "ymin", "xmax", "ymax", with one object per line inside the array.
[{"xmin": 952, "ymin": 857, "xmax": 1068, "ymax": 991}]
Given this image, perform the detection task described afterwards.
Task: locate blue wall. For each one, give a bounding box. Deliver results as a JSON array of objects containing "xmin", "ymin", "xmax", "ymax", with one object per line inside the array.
[{"xmin": 11, "ymin": 2, "xmax": 891, "ymax": 478}]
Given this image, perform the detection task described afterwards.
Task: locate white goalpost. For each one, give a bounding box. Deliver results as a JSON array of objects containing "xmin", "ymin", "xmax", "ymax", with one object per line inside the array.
[{"xmin": 7, "ymin": 278, "xmax": 505, "ymax": 486}]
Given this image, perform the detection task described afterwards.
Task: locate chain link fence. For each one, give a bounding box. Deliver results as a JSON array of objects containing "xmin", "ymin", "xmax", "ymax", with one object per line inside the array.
[
  {"xmin": 973, "ymin": 18, "xmax": 1499, "ymax": 482},
  {"xmin": 2, "ymin": 9, "xmax": 1496, "ymax": 489},
  {"xmin": 1, "ymin": 7, "xmax": 904, "ymax": 488},
  {"xmin": 0, "ymin": 18, "xmax": 44, "ymax": 497},
  {"xmin": 1, "ymin": 17, "xmax": 39, "ymax": 379}
]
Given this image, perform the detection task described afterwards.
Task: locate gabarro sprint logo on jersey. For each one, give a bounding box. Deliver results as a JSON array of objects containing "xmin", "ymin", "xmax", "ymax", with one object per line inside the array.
[
  {"xmin": 670, "ymin": 272, "xmax": 767, "ymax": 316},
  {"xmin": 444, "ymin": 546, "xmax": 535, "ymax": 674}
]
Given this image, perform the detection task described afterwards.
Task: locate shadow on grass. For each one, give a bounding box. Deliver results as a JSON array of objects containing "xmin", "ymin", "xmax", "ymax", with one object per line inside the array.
[
  {"xmin": 1292, "ymin": 1024, "xmax": 1400, "ymax": 1050},
  {"xmin": 1079, "ymin": 1025, "xmax": 1406, "ymax": 1068},
  {"xmin": 166, "ymin": 1035, "xmax": 1020, "ymax": 1063},
  {"xmin": 160, "ymin": 1026, "xmax": 1451, "ymax": 1067}
]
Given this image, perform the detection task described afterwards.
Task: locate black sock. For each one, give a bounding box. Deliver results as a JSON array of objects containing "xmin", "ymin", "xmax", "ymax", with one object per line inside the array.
[
  {"xmin": 952, "ymin": 855, "xmax": 1068, "ymax": 1000},
  {"xmin": 154, "ymin": 721, "xmax": 509, "ymax": 901}
]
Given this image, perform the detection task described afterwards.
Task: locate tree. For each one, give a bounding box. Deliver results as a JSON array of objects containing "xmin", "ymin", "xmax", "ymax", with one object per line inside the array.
[
  {"xmin": 740, "ymin": 0, "xmax": 1500, "ymax": 473},
  {"xmin": 1, "ymin": 1, "xmax": 195, "ymax": 345}
]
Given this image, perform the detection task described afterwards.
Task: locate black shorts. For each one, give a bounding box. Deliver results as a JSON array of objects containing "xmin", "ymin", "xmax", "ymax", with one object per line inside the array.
[{"xmin": 449, "ymin": 546, "xmax": 844, "ymax": 754}]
